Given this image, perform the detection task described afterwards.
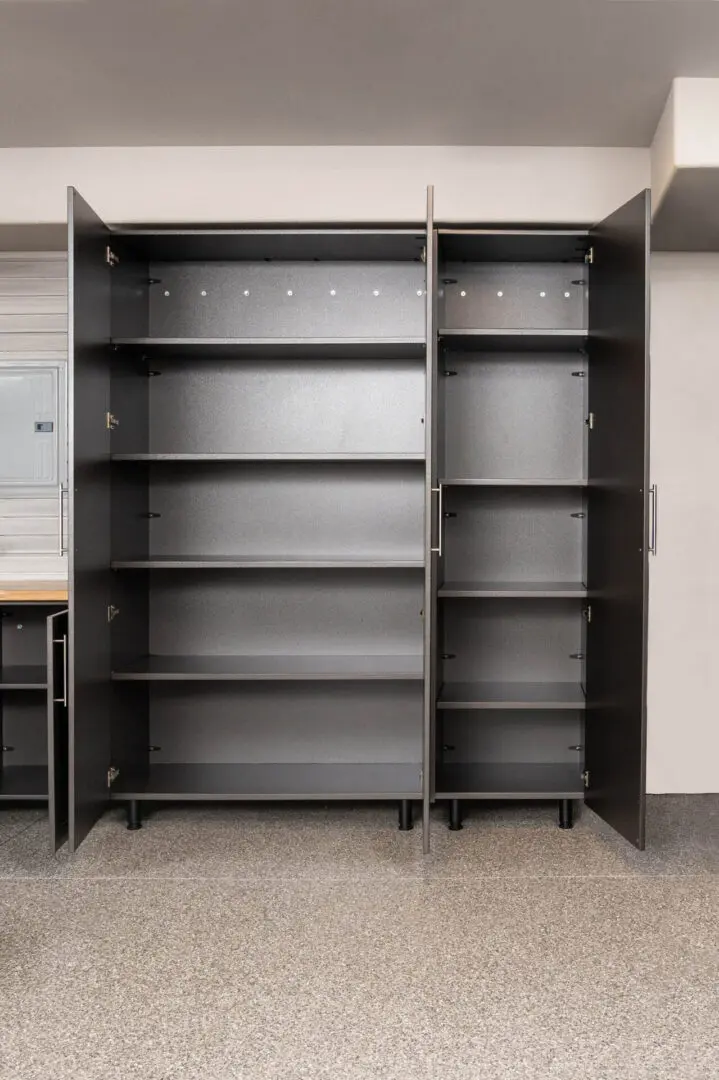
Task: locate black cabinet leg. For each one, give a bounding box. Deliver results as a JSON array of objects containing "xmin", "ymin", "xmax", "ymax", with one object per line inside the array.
[
  {"xmin": 126, "ymin": 800, "xmax": 142, "ymax": 831},
  {"xmin": 558, "ymin": 799, "xmax": 574, "ymax": 830},
  {"xmin": 398, "ymin": 799, "xmax": 413, "ymax": 831},
  {"xmin": 448, "ymin": 799, "xmax": 463, "ymax": 831}
]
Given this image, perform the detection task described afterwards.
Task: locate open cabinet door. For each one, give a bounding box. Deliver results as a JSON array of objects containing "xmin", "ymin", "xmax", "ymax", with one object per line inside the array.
[
  {"xmin": 47, "ymin": 609, "xmax": 69, "ymax": 851},
  {"xmin": 67, "ymin": 188, "xmax": 113, "ymax": 852},
  {"xmin": 422, "ymin": 187, "xmax": 439, "ymax": 853},
  {"xmin": 586, "ymin": 190, "xmax": 650, "ymax": 849}
]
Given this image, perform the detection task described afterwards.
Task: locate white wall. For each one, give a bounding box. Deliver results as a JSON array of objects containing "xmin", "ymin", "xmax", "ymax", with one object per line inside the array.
[
  {"xmin": 648, "ymin": 254, "xmax": 719, "ymax": 793},
  {"xmin": 0, "ymin": 146, "xmax": 649, "ymax": 224}
]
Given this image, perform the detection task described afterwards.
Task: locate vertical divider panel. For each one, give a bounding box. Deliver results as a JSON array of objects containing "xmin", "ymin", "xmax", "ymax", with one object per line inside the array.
[{"xmin": 423, "ymin": 188, "xmax": 437, "ymax": 853}]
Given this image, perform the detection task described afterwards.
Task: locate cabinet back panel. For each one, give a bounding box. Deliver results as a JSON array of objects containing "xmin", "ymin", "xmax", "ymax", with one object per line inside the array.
[
  {"xmin": 1, "ymin": 608, "xmax": 48, "ymax": 665},
  {"xmin": 149, "ymin": 360, "xmax": 425, "ymax": 456},
  {"xmin": 441, "ymin": 711, "xmax": 582, "ymax": 764},
  {"xmin": 440, "ymin": 263, "xmax": 586, "ymax": 330},
  {"xmin": 442, "ymin": 488, "xmax": 585, "ymax": 582},
  {"xmin": 149, "ymin": 682, "xmax": 421, "ymax": 764},
  {"xmin": 442, "ymin": 600, "xmax": 583, "ymax": 682},
  {"xmin": 2, "ymin": 699, "xmax": 47, "ymax": 765},
  {"xmin": 147, "ymin": 463, "xmax": 423, "ymax": 560},
  {"xmin": 149, "ymin": 570, "xmax": 423, "ymax": 655},
  {"xmin": 149, "ymin": 262, "xmax": 425, "ymax": 338},
  {"xmin": 443, "ymin": 355, "xmax": 586, "ymax": 480}
]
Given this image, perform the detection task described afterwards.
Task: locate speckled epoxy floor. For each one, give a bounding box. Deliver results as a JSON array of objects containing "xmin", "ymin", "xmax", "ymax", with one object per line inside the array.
[{"xmin": 0, "ymin": 797, "xmax": 717, "ymax": 1080}]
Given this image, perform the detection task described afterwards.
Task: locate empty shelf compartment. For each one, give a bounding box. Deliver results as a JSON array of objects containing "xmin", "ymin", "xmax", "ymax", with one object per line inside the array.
[
  {"xmin": 111, "ymin": 337, "xmax": 427, "ymax": 360},
  {"xmin": 435, "ymin": 762, "xmax": 583, "ymax": 799},
  {"xmin": 438, "ymin": 581, "xmax": 587, "ymax": 598},
  {"xmin": 439, "ymin": 330, "xmax": 588, "ymax": 352},
  {"xmin": 438, "ymin": 682, "xmax": 586, "ymax": 709},
  {"xmin": 0, "ymin": 765, "xmax": 48, "ymax": 800},
  {"xmin": 112, "ymin": 556, "xmax": 424, "ymax": 569},
  {"xmin": 0, "ymin": 665, "xmax": 48, "ymax": 689},
  {"xmin": 109, "ymin": 762, "xmax": 422, "ymax": 800},
  {"xmin": 113, "ymin": 654, "xmax": 424, "ymax": 681}
]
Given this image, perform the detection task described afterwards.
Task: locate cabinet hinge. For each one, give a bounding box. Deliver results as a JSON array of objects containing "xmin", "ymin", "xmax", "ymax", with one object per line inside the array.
[
  {"xmin": 583, "ymin": 605, "xmax": 592, "ymax": 624},
  {"xmin": 105, "ymin": 245, "xmax": 120, "ymax": 268},
  {"xmin": 420, "ymin": 245, "xmax": 427, "ymax": 264},
  {"xmin": 585, "ymin": 247, "xmax": 594, "ymax": 266},
  {"xmin": 107, "ymin": 604, "xmax": 120, "ymax": 623},
  {"xmin": 106, "ymin": 411, "xmax": 119, "ymax": 431},
  {"xmin": 107, "ymin": 766, "xmax": 120, "ymax": 788},
  {"xmin": 582, "ymin": 769, "xmax": 590, "ymax": 789},
  {"xmin": 584, "ymin": 412, "xmax": 595, "ymax": 430}
]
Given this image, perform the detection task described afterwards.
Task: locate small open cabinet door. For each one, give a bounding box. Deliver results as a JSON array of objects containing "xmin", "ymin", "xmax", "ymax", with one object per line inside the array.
[
  {"xmin": 586, "ymin": 190, "xmax": 650, "ymax": 849},
  {"xmin": 47, "ymin": 609, "xmax": 69, "ymax": 851},
  {"xmin": 67, "ymin": 188, "xmax": 113, "ymax": 852}
]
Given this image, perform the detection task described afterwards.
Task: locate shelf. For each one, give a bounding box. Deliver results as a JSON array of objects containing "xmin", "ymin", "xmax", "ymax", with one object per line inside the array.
[
  {"xmin": 438, "ymin": 682, "xmax": 586, "ymax": 710},
  {"xmin": 438, "ymin": 581, "xmax": 587, "ymax": 599},
  {"xmin": 112, "ymin": 556, "xmax": 424, "ymax": 570},
  {"xmin": 435, "ymin": 762, "xmax": 583, "ymax": 799},
  {"xmin": 0, "ymin": 766, "xmax": 48, "ymax": 800},
  {"xmin": 439, "ymin": 478, "xmax": 587, "ymax": 488},
  {"xmin": 0, "ymin": 666, "xmax": 48, "ymax": 690},
  {"xmin": 111, "ymin": 338, "xmax": 426, "ymax": 360},
  {"xmin": 438, "ymin": 230, "xmax": 590, "ymax": 263},
  {"xmin": 113, "ymin": 228, "xmax": 426, "ymax": 262},
  {"xmin": 109, "ymin": 762, "xmax": 422, "ymax": 801},
  {"xmin": 112, "ymin": 452, "xmax": 424, "ymax": 462},
  {"xmin": 112, "ymin": 654, "xmax": 424, "ymax": 682},
  {"xmin": 438, "ymin": 330, "xmax": 587, "ymax": 353}
]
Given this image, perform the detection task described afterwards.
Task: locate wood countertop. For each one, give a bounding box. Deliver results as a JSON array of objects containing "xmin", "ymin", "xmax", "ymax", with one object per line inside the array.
[{"xmin": 0, "ymin": 582, "xmax": 68, "ymax": 603}]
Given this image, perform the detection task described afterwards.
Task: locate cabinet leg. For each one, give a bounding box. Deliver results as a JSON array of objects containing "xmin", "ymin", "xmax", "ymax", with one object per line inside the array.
[
  {"xmin": 558, "ymin": 799, "xmax": 574, "ymax": 830},
  {"xmin": 398, "ymin": 799, "xmax": 413, "ymax": 831},
  {"xmin": 126, "ymin": 800, "xmax": 142, "ymax": 831},
  {"xmin": 448, "ymin": 799, "xmax": 463, "ymax": 831}
]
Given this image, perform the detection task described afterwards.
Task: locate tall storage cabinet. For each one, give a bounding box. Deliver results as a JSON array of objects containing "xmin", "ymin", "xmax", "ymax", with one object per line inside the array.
[
  {"xmin": 67, "ymin": 189, "xmax": 429, "ymax": 851},
  {"xmin": 66, "ymin": 187, "xmax": 651, "ymax": 854},
  {"xmin": 427, "ymin": 192, "xmax": 651, "ymax": 849}
]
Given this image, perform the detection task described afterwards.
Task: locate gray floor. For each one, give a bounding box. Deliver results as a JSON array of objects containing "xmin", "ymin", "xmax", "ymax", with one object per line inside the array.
[{"xmin": 0, "ymin": 798, "xmax": 717, "ymax": 1080}]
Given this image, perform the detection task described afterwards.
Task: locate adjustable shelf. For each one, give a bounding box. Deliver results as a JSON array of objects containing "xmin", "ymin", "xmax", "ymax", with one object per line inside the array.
[
  {"xmin": 111, "ymin": 556, "xmax": 424, "ymax": 570},
  {"xmin": 435, "ymin": 762, "xmax": 584, "ymax": 800},
  {"xmin": 438, "ymin": 230, "xmax": 590, "ymax": 263},
  {"xmin": 439, "ymin": 478, "xmax": 587, "ymax": 487},
  {"xmin": 112, "ymin": 452, "xmax": 424, "ymax": 462},
  {"xmin": 0, "ymin": 665, "xmax": 48, "ymax": 689},
  {"xmin": 438, "ymin": 580, "xmax": 587, "ymax": 599},
  {"xmin": 0, "ymin": 765, "xmax": 48, "ymax": 800},
  {"xmin": 438, "ymin": 681, "xmax": 586, "ymax": 710},
  {"xmin": 113, "ymin": 228, "xmax": 426, "ymax": 262},
  {"xmin": 112, "ymin": 654, "xmax": 424, "ymax": 682},
  {"xmin": 438, "ymin": 329, "xmax": 588, "ymax": 353},
  {"xmin": 109, "ymin": 762, "xmax": 422, "ymax": 801},
  {"xmin": 111, "ymin": 338, "xmax": 426, "ymax": 360}
]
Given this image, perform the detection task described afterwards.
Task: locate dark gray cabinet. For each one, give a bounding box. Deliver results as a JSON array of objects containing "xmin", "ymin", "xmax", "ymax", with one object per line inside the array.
[
  {"xmin": 0, "ymin": 601, "xmax": 67, "ymax": 850},
  {"xmin": 65, "ymin": 187, "xmax": 651, "ymax": 853},
  {"xmin": 429, "ymin": 193, "xmax": 651, "ymax": 848}
]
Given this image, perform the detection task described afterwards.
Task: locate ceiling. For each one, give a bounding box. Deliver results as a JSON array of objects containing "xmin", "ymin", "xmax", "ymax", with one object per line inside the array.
[{"xmin": 2, "ymin": 0, "xmax": 719, "ymax": 147}]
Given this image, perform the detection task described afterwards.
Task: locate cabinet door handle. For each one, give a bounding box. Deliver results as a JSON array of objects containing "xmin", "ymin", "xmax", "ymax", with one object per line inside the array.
[
  {"xmin": 430, "ymin": 484, "xmax": 443, "ymax": 557},
  {"xmin": 649, "ymin": 483, "xmax": 658, "ymax": 556},
  {"xmin": 52, "ymin": 634, "xmax": 67, "ymax": 707}
]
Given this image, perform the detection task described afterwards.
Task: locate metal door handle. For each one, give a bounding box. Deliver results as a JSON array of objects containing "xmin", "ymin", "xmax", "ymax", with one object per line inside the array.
[
  {"xmin": 430, "ymin": 484, "xmax": 443, "ymax": 557},
  {"xmin": 52, "ymin": 634, "xmax": 67, "ymax": 706},
  {"xmin": 649, "ymin": 483, "xmax": 658, "ymax": 555}
]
